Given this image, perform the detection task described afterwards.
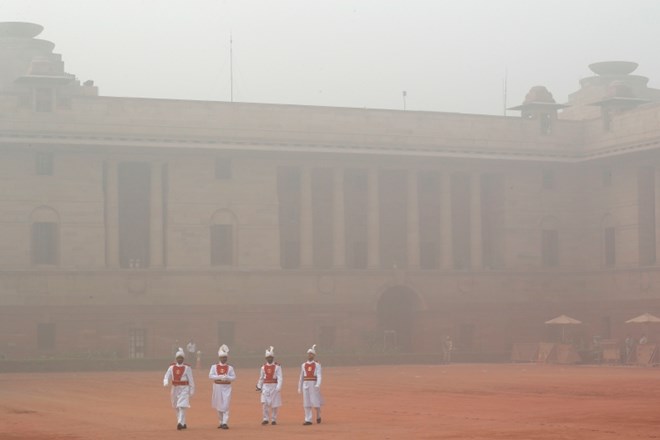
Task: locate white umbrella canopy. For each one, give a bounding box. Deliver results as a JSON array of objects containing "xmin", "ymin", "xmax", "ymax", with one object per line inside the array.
[
  {"xmin": 625, "ymin": 313, "xmax": 660, "ymax": 324},
  {"xmin": 545, "ymin": 315, "xmax": 582, "ymax": 342},
  {"xmin": 545, "ymin": 314, "xmax": 582, "ymax": 325}
]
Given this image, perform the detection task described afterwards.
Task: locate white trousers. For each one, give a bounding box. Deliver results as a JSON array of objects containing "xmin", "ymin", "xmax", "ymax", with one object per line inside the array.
[
  {"xmin": 263, "ymin": 404, "xmax": 280, "ymax": 421},
  {"xmin": 304, "ymin": 406, "xmax": 321, "ymax": 423},
  {"xmin": 217, "ymin": 410, "xmax": 229, "ymax": 425},
  {"xmin": 175, "ymin": 407, "xmax": 187, "ymax": 425}
]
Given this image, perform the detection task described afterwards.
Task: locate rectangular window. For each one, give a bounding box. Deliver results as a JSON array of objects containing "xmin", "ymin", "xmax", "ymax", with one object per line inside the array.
[
  {"xmin": 128, "ymin": 328, "xmax": 147, "ymax": 359},
  {"xmin": 638, "ymin": 167, "xmax": 656, "ymax": 265},
  {"xmin": 217, "ymin": 321, "xmax": 235, "ymax": 346},
  {"xmin": 37, "ymin": 323, "xmax": 56, "ymax": 350},
  {"xmin": 542, "ymin": 229, "xmax": 559, "ymax": 267},
  {"xmin": 36, "ymin": 152, "xmax": 53, "ymax": 175},
  {"xmin": 604, "ymin": 227, "xmax": 616, "ymax": 266},
  {"xmin": 210, "ymin": 224, "xmax": 233, "ymax": 266},
  {"xmin": 35, "ymin": 87, "xmax": 53, "ymax": 112},
  {"xmin": 215, "ymin": 158, "xmax": 232, "ymax": 179},
  {"xmin": 32, "ymin": 222, "xmax": 58, "ymax": 265}
]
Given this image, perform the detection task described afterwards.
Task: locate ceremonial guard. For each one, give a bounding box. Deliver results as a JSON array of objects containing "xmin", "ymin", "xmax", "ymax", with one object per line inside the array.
[
  {"xmin": 298, "ymin": 344, "xmax": 324, "ymax": 425},
  {"xmin": 256, "ymin": 346, "xmax": 283, "ymax": 425},
  {"xmin": 209, "ymin": 344, "xmax": 236, "ymax": 429},
  {"xmin": 163, "ymin": 347, "xmax": 195, "ymax": 430}
]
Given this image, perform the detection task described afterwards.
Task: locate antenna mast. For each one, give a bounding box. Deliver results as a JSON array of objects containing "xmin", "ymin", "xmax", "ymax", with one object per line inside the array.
[
  {"xmin": 230, "ymin": 33, "xmax": 234, "ymax": 102},
  {"xmin": 503, "ymin": 68, "xmax": 508, "ymax": 116}
]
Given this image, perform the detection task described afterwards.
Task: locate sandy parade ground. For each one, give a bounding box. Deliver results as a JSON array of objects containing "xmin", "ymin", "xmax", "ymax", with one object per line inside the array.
[{"xmin": 2, "ymin": 363, "xmax": 660, "ymax": 440}]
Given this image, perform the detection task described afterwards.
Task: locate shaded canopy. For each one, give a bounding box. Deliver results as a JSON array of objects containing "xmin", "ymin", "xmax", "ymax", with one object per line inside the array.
[
  {"xmin": 545, "ymin": 314, "xmax": 582, "ymax": 325},
  {"xmin": 625, "ymin": 313, "xmax": 660, "ymax": 324}
]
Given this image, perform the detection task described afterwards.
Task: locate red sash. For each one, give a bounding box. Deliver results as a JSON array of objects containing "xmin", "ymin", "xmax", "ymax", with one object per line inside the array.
[
  {"xmin": 264, "ymin": 363, "xmax": 278, "ymax": 383},
  {"xmin": 172, "ymin": 363, "xmax": 189, "ymax": 385},
  {"xmin": 215, "ymin": 364, "xmax": 231, "ymax": 384},
  {"xmin": 303, "ymin": 361, "xmax": 317, "ymax": 381}
]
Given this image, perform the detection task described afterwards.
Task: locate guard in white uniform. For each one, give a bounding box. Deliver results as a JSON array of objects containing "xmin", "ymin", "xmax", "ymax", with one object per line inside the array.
[
  {"xmin": 163, "ymin": 347, "xmax": 195, "ymax": 430},
  {"xmin": 256, "ymin": 346, "xmax": 283, "ymax": 425},
  {"xmin": 298, "ymin": 344, "xmax": 324, "ymax": 425},
  {"xmin": 209, "ymin": 344, "xmax": 236, "ymax": 429}
]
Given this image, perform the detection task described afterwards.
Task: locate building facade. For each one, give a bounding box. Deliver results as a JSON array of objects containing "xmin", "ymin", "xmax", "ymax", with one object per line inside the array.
[{"xmin": 2, "ymin": 22, "xmax": 660, "ymax": 359}]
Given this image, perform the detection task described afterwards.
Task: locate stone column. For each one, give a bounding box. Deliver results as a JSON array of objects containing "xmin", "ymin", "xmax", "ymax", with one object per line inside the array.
[
  {"xmin": 407, "ymin": 170, "xmax": 420, "ymax": 269},
  {"xmin": 470, "ymin": 173, "xmax": 482, "ymax": 270},
  {"xmin": 367, "ymin": 168, "xmax": 380, "ymax": 269},
  {"xmin": 440, "ymin": 172, "xmax": 453, "ymax": 270},
  {"xmin": 150, "ymin": 162, "xmax": 164, "ymax": 268},
  {"xmin": 105, "ymin": 160, "xmax": 120, "ymax": 268},
  {"xmin": 333, "ymin": 168, "xmax": 346, "ymax": 268},
  {"xmin": 300, "ymin": 167, "xmax": 313, "ymax": 268}
]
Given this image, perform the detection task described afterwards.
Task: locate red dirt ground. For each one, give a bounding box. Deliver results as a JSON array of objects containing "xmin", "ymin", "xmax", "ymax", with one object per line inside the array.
[{"xmin": 1, "ymin": 363, "xmax": 660, "ymax": 439}]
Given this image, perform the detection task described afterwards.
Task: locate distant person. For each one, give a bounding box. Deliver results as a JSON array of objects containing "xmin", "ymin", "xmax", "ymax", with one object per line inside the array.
[
  {"xmin": 163, "ymin": 347, "xmax": 195, "ymax": 430},
  {"xmin": 196, "ymin": 350, "xmax": 202, "ymax": 370},
  {"xmin": 639, "ymin": 334, "xmax": 649, "ymax": 345},
  {"xmin": 443, "ymin": 336, "xmax": 454, "ymax": 364},
  {"xmin": 209, "ymin": 344, "xmax": 236, "ymax": 429},
  {"xmin": 256, "ymin": 346, "xmax": 283, "ymax": 425},
  {"xmin": 298, "ymin": 344, "xmax": 324, "ymax": 425},
  {"xmin": 186, "ymin": 340, "xmax": 197, "ymax": 357},
  {"xmin": 624, "ymin": 335, "xmax": 634, "ymax": 363},
  {"xmin": 592, "ymin": 336, "xmax": 602, "ymax": 363}
]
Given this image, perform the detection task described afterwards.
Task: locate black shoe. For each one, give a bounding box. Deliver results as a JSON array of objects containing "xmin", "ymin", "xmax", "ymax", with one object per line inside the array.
[
  {"xmin": 182, "ymin": 424, "xmax": 187, "ymax": 429},
  {"xmin": 220, "ymin": 424, "xmax": 229, "ymax": 429},
  {"xmin": 261, "ymin": 420, "xmax": 269, "ymax": 425},
  {"xmin": 271, "ymin": 421, "xmax": 277, "ymax": 425},
  {"xmin": 217, "ymin": 424, "xmax": 222, "ymax": 429},
  {"xmin": 303, "ymin": 421, "xmax": 313, "ymax": 425},
  {"xmin": 177, "ymin": 423, "xmax": 183, "ymax": 430},
  {"xmin": 317, "ymin": 417, "xmax": 322, "ymax": 424}
]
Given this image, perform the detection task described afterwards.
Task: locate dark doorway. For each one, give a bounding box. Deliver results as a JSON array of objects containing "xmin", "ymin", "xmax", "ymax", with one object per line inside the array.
[{"xmin": 377, "ymin": 286, "xmax": 418, "ymax": 352}]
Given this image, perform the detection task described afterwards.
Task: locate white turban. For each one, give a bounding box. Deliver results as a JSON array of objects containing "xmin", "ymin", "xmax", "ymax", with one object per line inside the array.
[
  {"xmin": 218, "ymin": 344, "xmax": 229, "ymax": 357},
  {"xmin": 175, "ymin": 347, "xmax": 185, "ymax": 358},
  {"xmin": 307, "ymin": 344, "xmax": 317, "ymax": 355},
  {"xmin": 265, "ymin": 346, "xmax": 274, "ymax": 357}
]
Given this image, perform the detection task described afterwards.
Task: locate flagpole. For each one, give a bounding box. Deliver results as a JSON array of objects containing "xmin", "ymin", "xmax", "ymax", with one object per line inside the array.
[{"xmin": 230, "ymin": 32, "xmax": 234, "ymax": 102}]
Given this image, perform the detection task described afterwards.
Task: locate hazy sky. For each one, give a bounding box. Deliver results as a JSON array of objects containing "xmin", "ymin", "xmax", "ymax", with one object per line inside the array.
[{"xmin": 3, "ymin": 0, "xmax": 660, "ymax": 115}]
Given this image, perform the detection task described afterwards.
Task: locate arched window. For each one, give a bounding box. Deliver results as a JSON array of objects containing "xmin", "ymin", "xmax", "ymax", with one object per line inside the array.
[
  {"xmin": 30, "ymin": 206, "xmax": 59, "ymax": 265},
  {"xmin": 210, "ymin": 210, "xmax": 237, "ymax": 267}
]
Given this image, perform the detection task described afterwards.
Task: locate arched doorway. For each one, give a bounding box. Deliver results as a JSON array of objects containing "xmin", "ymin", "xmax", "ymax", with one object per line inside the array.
[{"xmin": 377, "ymin": 286, "xmax": 419, "ymax": 352}]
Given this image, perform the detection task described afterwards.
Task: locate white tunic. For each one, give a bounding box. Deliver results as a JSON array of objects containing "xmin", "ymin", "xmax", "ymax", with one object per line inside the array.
[
  {"xmin": 209, "ymin": 362, "xmax": 236, "ymax": 412},
  {"xmin": 257, "ymin": 362, "xmax": 283, "ymax": 408},
  {"xmin": 298, "ymin": 361, "xmax": 324, "ymax": 407},
  {"xmin": 163, "ymin": 363, "xmax": 195, "ymax": 409}
]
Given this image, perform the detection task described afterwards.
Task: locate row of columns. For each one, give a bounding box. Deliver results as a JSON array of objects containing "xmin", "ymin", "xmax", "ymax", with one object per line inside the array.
[
  {"xmin": 298, "ymin": 168, "xmax": 483, "ymax": 271},
  {"xmin": 104, "ymin": 161, "xmax": 482, "ymax": 271}
]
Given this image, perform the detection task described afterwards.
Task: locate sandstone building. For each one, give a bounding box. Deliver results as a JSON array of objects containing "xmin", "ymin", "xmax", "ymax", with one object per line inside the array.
[{"xmin": 2, "ymin": 22, "xmax": 660, "ymax": 359}]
